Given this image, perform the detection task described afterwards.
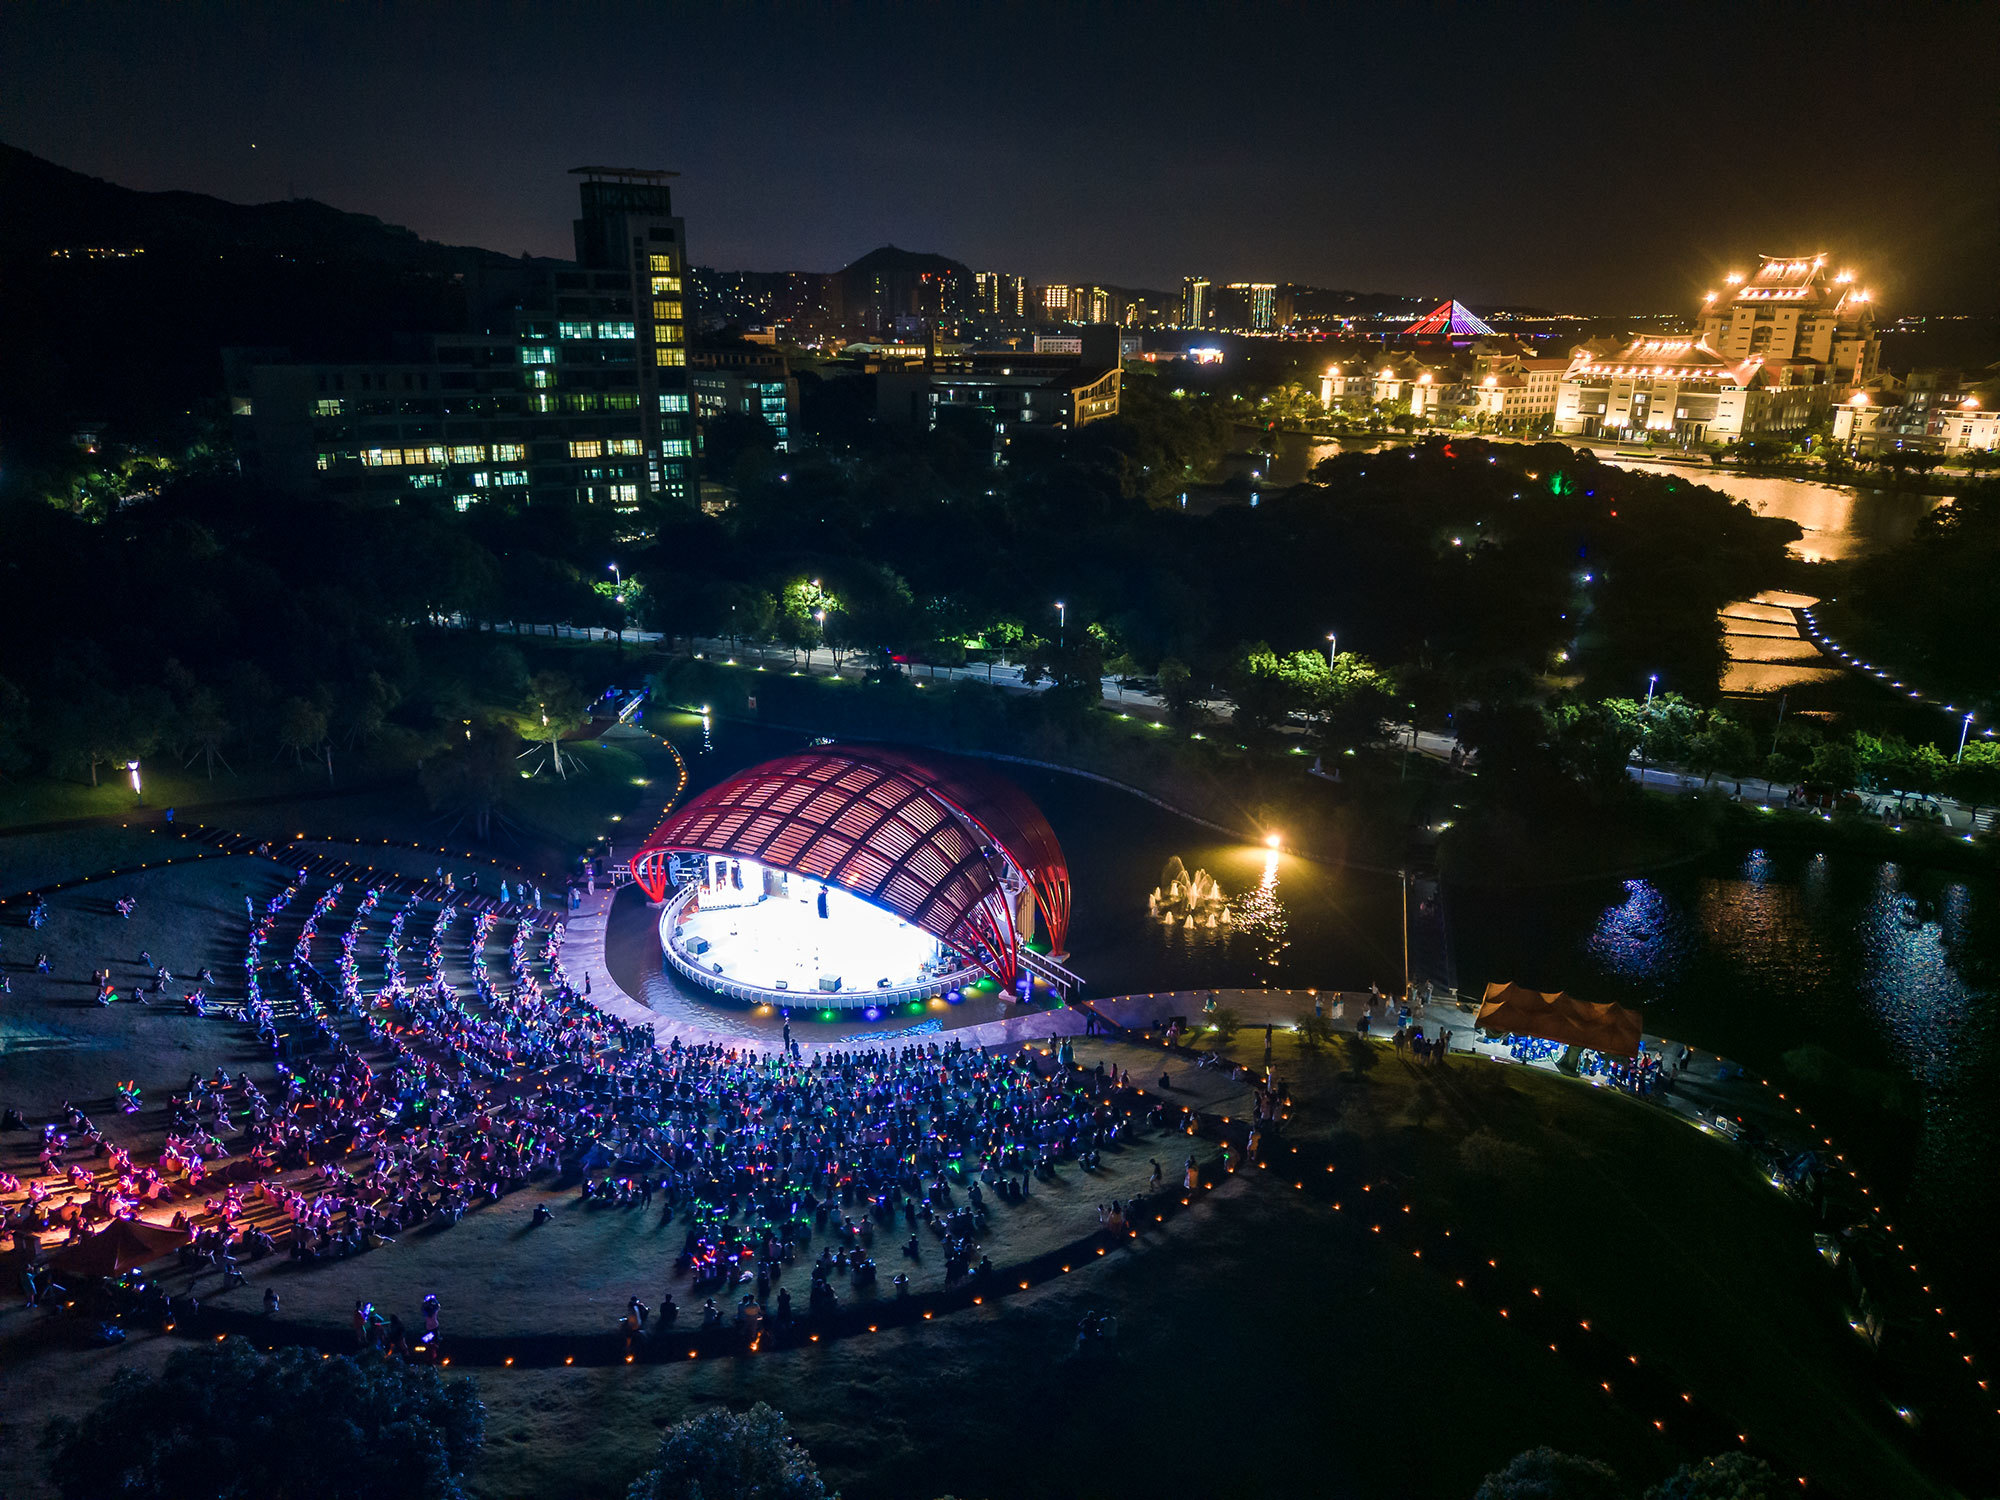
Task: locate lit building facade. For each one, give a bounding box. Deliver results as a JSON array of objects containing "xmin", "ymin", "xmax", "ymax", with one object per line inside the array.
[
  {"xmin": 1554, "ymin": 336, "xmax": 1823, "ymax": 443},
  {"xmin": 1552, "ymin": 253, "xmax": 1881, "ymax": 445},
  {"xmin": 226, "ymin": 167, "xmax": 696, "ymax": 518},
  {"xmin": 1222, "ymin": 282, "xmax": 1279, "ymax": 331},
  {"xmin": 1180, "ymin": 276, "xmax": 1212, "ymax": 329},
  {"xmin": 1700, "ymin": 254, "xmax": 1879, "ymax": 384},
  {"xmin": 690, "ymin": 349, "xmax": 799, "ymax": 453}
]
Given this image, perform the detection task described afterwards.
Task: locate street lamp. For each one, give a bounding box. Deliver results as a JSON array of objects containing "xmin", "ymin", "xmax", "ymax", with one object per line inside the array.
[
  {"xmin": 1639, "ymin": 675, "xmax": 1659, "ymax": 784},
  {"xmin": 1958, "ymin": 712, "xmax": 1975, "ymax": 763},
  {"xmin": 1325, "ymin": 633, "xmax": 1337, "ymax": 669},
  {"xmin": 1055, "ymin": 601, "xmax": 1066, "ymax": 645},
  {"xmin": 127, "ymin": 759, "xmax": 142, "ymax": 800}
]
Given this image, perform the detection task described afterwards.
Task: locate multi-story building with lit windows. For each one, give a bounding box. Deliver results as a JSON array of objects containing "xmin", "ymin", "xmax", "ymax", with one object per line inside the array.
[
  {"xmin": 1553, "ymin": 254, "xmax": 1878, "ymax": 445},
  {"xmin": 1699, "ymin": 254, "xmax": 1880, "ymax": 384},
  {"xmin": 974, "ymin": 270, "xmax": 1028, "ymax": 319},
  {"xmin": 224, "ymin": 167, "xmax": 697, "ymax": 521},
  {"xmin": 1222, "ymin": 282, "xmax": 1279, "ymax": 331},
  {"xmin": 690, "ymin": 347, "xmax": 800, "ymax": 453},
  {"xmin": 1180, "ymin": 277, "xmax": 1212, "ymax": 329}
]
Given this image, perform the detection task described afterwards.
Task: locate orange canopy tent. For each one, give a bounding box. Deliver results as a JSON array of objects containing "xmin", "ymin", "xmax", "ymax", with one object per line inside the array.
[
  {"xmin": 49, "ymin": 1217, "xmax": 191, "ymax": 1278},
  {"xmin": 1476, "ymin": 981, "xmax": 1644, "ymax": 1059}
]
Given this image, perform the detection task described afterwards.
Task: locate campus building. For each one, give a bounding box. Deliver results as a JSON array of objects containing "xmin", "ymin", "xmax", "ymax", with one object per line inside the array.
[
  {"xmin": 876, "ymin": 334, "xmax": 1121, "ymax": 467},
  {"xmin": 690, "ymin": 347, "xmax": 800, "ymax": 453},
  {"xmin": 225, "ymin": 167, "xmax": 697, "ymax": 517},
  {"xmin": 1552, "ymin": 254, "xmax": 1882, "ymax": 445},
  {"xmin": 1699, "ymin": 254, "xmax": 1880, "ymax": 384}
]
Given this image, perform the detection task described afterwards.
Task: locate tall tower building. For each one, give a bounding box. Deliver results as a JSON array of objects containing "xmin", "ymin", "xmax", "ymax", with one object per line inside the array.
[
  {"xmin": 1181, "ymin": 276, "xmax": 1211, "ymax": 329},
  {"xmin": 570, "ymin": 166, "xmax": 696, "ymax": 506},
  {"xmin": 1224, "ymin": 282, "xmax": 1278, "ymax": 331}
]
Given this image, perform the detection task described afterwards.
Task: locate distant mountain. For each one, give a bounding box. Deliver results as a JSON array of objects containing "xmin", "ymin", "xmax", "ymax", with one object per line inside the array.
[
  {"xmin": 0, "ymin": 141, "xmax": 514, "ymax": 272},
  {"xmin": 835, "ymin": 244, "xmax": 971, "ymax": 280},
  {"xmin": 0, "ymin": 144, "xmax": 521, "ymax": 461}
]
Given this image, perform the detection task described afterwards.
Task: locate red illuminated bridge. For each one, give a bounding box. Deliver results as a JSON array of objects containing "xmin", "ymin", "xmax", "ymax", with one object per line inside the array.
[{"xmin": 630, "ymin": 745, "xmax": 1071, "ymax": 998}]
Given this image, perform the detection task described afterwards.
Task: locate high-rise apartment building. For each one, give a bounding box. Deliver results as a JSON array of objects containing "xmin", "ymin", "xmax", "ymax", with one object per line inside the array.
[
  {"xmin": 973, "ymin": 270, "xmax": 1029, "ymax": 320},
  {"xmin": 1223, "ymin": 282, "xmax": 1279, "ymax": 331},
  {"xmin": 1180, "ymin": 277, "xmax": 1212, "ymax": 329}
]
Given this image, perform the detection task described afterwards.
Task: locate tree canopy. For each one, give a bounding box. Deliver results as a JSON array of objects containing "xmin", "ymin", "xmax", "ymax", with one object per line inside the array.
[{"xmin": 44, "ymin": 1338, "xmax": 485, "ymax": 1500}]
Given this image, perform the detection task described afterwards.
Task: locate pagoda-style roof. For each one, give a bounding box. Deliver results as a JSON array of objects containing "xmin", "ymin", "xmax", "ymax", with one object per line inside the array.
[{"xmin": 1569, "ymin": 336, "xmax": 1763, "ymax": 386}]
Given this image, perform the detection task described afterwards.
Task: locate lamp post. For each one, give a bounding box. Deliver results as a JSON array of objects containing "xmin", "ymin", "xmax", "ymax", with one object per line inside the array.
[
  {"xmin": 1957, "ymin": 711, "xmax": 1975, "ymax": 763},
  {"xmin": 1326, "ymin": 633, "xmax": 1337, "ymax": 670},
  {"xmin": 1055, "ymin": 601, "xmax": 1066, "ymax": 646},
  {"xmin": 1639, "ymin": 674, "xmax": 1659, "ymax": 785}
]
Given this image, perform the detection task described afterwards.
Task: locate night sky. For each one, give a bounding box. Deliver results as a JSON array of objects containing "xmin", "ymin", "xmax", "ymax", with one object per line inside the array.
[{"xmin": 3, "ymin": 1, "xmax": 1995, "ymax": 311}]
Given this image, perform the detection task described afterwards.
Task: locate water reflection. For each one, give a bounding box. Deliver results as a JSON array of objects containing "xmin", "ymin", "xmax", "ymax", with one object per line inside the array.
[
  {"xmin": 1231, "ymin": 846, "xmax": 1291, "ymax": 973},
  {"xmin": 1587, "ymin": 878, "xmax": 1691, "ymax": 985}
]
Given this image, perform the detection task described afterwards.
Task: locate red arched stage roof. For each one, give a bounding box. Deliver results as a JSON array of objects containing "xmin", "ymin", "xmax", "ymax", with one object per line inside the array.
[{"xmin": 630, "ymin": 745, "xmax": 1070, "ymax": 985}]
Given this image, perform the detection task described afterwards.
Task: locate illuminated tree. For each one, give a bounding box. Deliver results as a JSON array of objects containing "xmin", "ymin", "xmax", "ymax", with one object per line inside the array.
[
  {"xmin": 516, "ymin": 669, "xmax": 588, "ymax": 779},
  {"xmin": 1946, "ymin": 741, "xmax": 2000, "ymax": 827}
]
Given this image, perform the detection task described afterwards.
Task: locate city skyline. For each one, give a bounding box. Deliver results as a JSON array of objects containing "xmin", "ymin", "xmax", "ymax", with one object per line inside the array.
[{"xmin": 3, "ymin": 1, "xmax": 1995, "ymax": 313}]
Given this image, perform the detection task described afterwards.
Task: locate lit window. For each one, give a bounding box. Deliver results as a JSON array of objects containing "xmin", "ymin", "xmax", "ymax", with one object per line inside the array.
[
  {"xmin": 650, "ymin": 275, "xmax": 683, "ymax": 295},
  {"xmin": 648, "ymin": 254, "xmax": 675, "ymax": 274},
  {"xmin": 470, "ymin": 471, "xmax": 491, "ymax": 488},
  {"xmin": 660, "ymin": 393, "xmax": 689, "ymax": 413},
  {"xmin": 492, "ymin": 443, "xmax": 525, "ymax": 462},
  {"xmin": 409, "ymin": 473, "xmax": 442, "ymax": 489},
  {"xmin": 360, "ymin": 449, "xmax": 399, "ymax": 467},
  {"xmin": 605, "ymin": 393, "xmax": 638, "ymax": 410},
  {"xmin": 453, "ymin": 493, "xmax": 476, "ymax": 511},
  {"xmin": 597, "ymin": 322, "xmax": 636, "ymax": 341},
  {"xmin": 520, "ymin": 346, "xmax": 556, "ymax": 365},
  {"xmin": 313, "ymin": 398, "xmax": 345, "ymax": 416},
  {"xmin": 448, "ymin": 445, "xmax": 485, "ymax": 464},
  {"xmin": 558, "ymin": 320, "xmax": 594, "ymax": 340},
  {"xmin": 655, "ymin": 348, "xmax": 686, "ymax": 367},
  {"xmin": 315, "ymin": 452, "xmax": 332, "ymax": 471},
  {"xmin": 529, "ymin": 393, "xmax": 555, "ymax": 413},
  {"xmin": 527, "ymin": 369, "xmax": 555, "ymax": 389},
  {"xmin": 653, "ymin": 323, "xmax": 683, "ymax": 345},
  {"xmin": 652, "ymin": 300, "xmax": 684, "ymax": 322},
  {"xmin": 661, "ymin": 438, "xmax": 692, "ymax": 458},
  {"xmin": 569, "ymin": 439, "xmax": 604, "ymax": 459},
  {"xmin": 496, "ymin": 470, "xmax": 529, "ymax": 486},
  {"xmin": 612, "ymin": 484, "xmax": 639, "ymax": 508},
  {"xmin": 606, "ymin": 438, "xmax": 642, "ymax": 456},
  {"xmin": 411, "ymin": 445, "xmax": 446, "ymax": 466}
]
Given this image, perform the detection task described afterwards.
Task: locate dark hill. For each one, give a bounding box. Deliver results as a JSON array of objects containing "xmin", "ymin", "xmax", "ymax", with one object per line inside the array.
[
  {"xmin": 0, "ymin": 142, "xmax": 512, "ymax": 272},
  {"xmin": 836, "ymin": 244, "xmax": 972, "ymax": 279},
  {"xmin": 0, "ymin": 143, "xmax": 525, "ymax": 465}
]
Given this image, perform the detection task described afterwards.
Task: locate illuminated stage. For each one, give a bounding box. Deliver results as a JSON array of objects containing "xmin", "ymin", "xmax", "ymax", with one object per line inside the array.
[
  {"xmin": 632, "ymin": 744, "xmax": 1077, "ymax": 1018},
  {"xmin": 661, "ymin": 860, "xmax": 982, "ymax": 1011}
]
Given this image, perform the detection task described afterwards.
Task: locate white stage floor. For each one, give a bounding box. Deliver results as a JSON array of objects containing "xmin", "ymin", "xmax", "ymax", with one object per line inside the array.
[{"xmin": 671, "ymin": 881, "xmax": 956, "ymax": 997}]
